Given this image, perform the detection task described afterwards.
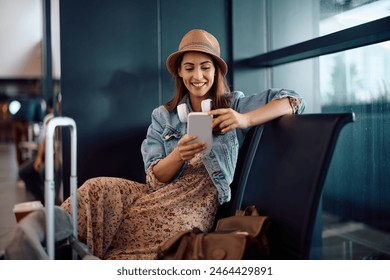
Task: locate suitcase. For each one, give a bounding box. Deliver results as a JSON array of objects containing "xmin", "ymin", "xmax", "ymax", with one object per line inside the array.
[{"xmin": 45, "ymin": 116, "xmax": 78, "ymax": 260}]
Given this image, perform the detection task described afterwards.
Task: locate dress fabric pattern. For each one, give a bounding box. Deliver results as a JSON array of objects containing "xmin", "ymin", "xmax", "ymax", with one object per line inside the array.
[{"xmin": 61, "ymin": 154, "xmax": 219, "ymax": 260}]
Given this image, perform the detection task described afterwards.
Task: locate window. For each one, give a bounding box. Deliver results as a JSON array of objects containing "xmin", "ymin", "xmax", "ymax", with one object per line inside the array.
[
  {"xmin": 251, "ymin": 0, "xmax": 390, "ymax": 259},
  {"xmin": 319, "ymin": 0, "xmax": 390, "ymax": 260}
]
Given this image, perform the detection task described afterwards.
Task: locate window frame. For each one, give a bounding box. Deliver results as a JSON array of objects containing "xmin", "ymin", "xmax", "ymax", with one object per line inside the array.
[{"xmin": 244, "ymin": 16, "xmax": 390, "ymax": 67}]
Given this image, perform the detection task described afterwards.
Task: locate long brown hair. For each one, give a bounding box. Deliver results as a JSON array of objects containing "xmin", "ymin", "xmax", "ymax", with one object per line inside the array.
[{"xmin": 164, "ymin": 53, "xmax": 231, "ymax": 112}]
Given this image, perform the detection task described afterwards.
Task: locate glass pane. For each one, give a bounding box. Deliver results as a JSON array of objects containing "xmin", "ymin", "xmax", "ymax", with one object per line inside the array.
[
  {"xmin": 320, "ymin": 42, "xmax": 390, "ymax": 106},
  {"xmin": 320, "ymin": 0, "xmax": 390, "ymax": 35}
]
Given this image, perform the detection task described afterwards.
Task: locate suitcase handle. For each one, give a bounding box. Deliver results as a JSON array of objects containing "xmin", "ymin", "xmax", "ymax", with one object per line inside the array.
[{"xmin": 45, "ymin": 116, "xmax": 77, "ymax": 260}]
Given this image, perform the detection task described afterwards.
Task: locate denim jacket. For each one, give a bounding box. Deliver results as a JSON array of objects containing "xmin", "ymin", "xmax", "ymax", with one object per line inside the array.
[{"xmin": 141, "ymin": 88, "xmax": 305, "ymax": 204}]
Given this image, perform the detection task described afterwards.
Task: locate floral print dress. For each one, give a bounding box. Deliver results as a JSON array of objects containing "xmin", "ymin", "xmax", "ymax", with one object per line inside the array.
[{"xmin": 61, "ymin": 154, "xmax": 219, "ymax": 260}]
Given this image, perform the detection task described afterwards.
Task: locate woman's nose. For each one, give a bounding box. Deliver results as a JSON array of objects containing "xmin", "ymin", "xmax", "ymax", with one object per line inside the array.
[{"xmin": 193, "ymin": 68, "xmax": 203, "ymax": 79}]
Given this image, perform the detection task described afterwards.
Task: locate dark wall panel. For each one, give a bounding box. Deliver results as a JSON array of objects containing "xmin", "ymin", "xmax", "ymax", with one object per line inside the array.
[{"xmin": 60, "ymin": 0, "xmax": 159, "ymax": 185}]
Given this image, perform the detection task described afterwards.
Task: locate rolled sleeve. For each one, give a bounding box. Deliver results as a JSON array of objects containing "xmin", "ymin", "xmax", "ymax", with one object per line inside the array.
[
  {"xmin": 145, "ymin": 160, "xmax": 167, "ymax": 191},
  {"xmin": 268, "ymin": 88, "xmax": 305, "ymax": 114},
  {"xmin": 141, "ymin": 108, "xmax": 166, "ymax": 173}
]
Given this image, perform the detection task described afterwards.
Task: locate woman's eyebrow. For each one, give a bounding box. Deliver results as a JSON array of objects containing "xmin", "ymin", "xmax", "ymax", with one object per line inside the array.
[{"xmin": 183, "ymin": 60, "xmax": 212, "ymax": 66}]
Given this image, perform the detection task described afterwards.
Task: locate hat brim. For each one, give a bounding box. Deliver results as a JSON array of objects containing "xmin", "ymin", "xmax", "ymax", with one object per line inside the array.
[{"xmin": 166, "ymin": 49, "xmax": 228, "ymax": 76}]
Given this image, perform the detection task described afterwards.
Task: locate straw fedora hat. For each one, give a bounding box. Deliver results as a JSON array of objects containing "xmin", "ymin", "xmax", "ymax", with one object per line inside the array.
[{"xmin": 166, "ymin": 29, "xmax": 228, "ymax": 76}]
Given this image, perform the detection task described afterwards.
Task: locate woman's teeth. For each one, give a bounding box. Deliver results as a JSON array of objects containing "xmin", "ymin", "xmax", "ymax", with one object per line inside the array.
[{"xmin": 192, "ymin": 82, "xmax": 205, "ymax": 87}]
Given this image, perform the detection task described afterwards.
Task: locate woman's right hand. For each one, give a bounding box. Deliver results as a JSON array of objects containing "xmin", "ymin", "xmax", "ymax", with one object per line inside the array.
[
  {"xmin": 176, "ymin": 134, "xmax": 206, "ymax": 161},
  {"xmin": 152, "ymin": 134, "xmax": 206, "ymax": 183}
]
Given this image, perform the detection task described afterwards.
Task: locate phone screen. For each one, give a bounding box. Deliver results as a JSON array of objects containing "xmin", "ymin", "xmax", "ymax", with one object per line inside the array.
[{"xmin": 187, "ymin": 112, "xmax": 212, "ymax": 155}]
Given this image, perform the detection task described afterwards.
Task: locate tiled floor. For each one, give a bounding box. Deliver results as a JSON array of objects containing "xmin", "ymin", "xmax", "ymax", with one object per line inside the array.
[
  {"xmin": 0, "ymin": 142, "xmax": 34, "ymax": 254},
  {"xmin": 1, "ymin": 141, "xmax": 390, "ymax": 259}
]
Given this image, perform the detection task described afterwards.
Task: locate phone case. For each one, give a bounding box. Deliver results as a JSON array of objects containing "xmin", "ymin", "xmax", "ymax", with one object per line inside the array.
[{"xmin": 187, "ymin": 112, "xmax": 212, "ymax": 155}]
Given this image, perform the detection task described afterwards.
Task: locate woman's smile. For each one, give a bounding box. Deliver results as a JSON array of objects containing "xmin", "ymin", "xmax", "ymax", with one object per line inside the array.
[{"xmin": 191, "ymin": 82, "xmax": 206, "ymax": 88}]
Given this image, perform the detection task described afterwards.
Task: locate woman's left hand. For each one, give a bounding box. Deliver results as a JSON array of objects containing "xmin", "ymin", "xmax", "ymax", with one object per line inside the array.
[{"xmin": 209, "ymin": 108, "xmax": 249, "ymax": 133}]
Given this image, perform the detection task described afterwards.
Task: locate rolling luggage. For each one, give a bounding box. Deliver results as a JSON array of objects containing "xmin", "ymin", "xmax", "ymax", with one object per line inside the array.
[
  {"xmin": 44, "ymin": 116, "xmax": 78, "ymax": 259},
  {"xmin": 4, "ymin": 116, "xmax": 97, "ymax": 260}
]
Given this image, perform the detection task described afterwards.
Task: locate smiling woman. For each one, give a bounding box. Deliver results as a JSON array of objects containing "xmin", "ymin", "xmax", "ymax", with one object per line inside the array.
[{"xmin": 59, "ymin": 29, "xmax": 304, "ymax": 260}]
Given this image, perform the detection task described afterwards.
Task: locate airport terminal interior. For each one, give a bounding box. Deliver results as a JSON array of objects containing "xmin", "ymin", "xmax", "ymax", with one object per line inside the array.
[{"xmin": 1, "ymin": 0, "xmax": 390, "ymax": 260}]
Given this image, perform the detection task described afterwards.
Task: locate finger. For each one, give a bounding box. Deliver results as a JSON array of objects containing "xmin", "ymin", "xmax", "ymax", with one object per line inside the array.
[
  {"xmin": 212, "ymin": 114, "xmax": 231, "ymax": 129},
  {"xmin": 180, "ymin": 144, "xmax": 205, "ymax": 160},
  {"xmin": 208, "ymin": 108, "xmax": 228, "ymax": 116},
  {"xmin": 221, "ymin": 123, "xmax": 235, "ymax": 133},
  {"xmin": 179, "ymin": 135, "xmax": 197, "ymax": 146},
  {"xmin": 220, "ymin": 125, "xmax": 230, "ymax": 133},
  {"xmin": 188, "ymin": 141, "xmax": 206, "ymax": 151},
  {"xmin": 178, "ymin": 141, "xmax": 205, "ymax": 154},
  {"xmin": 218, "ymin": 119, "xmax": 232, "ymax": 129}
]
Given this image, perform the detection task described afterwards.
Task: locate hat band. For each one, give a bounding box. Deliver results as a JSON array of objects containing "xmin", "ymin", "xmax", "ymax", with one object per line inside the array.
[{"xmin": 179, "ymin": 42, "xmax": 220, "ymax": 57}]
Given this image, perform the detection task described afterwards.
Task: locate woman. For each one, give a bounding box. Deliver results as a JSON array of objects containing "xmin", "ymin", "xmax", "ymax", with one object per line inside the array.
[{"xmin": 61, "ymin": 29, "xmax": 305, "ymax": 260}]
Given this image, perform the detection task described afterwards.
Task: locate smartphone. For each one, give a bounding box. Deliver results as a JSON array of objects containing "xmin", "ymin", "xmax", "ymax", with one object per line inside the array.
[{"xmin": 187, "ymin": 112, "xmax": 212, "ymax": 155}]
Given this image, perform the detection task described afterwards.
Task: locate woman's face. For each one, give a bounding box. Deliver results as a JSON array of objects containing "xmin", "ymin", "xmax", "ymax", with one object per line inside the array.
[{"xmin": 178, "ymin": 51, "xmax": 215, "ymax": 100}]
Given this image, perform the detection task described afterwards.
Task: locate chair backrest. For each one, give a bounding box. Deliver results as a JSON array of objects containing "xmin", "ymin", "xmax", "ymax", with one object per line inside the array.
[{"xmin": 229, "ymin": 113, "xmax": 355, "ymax": 259}]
